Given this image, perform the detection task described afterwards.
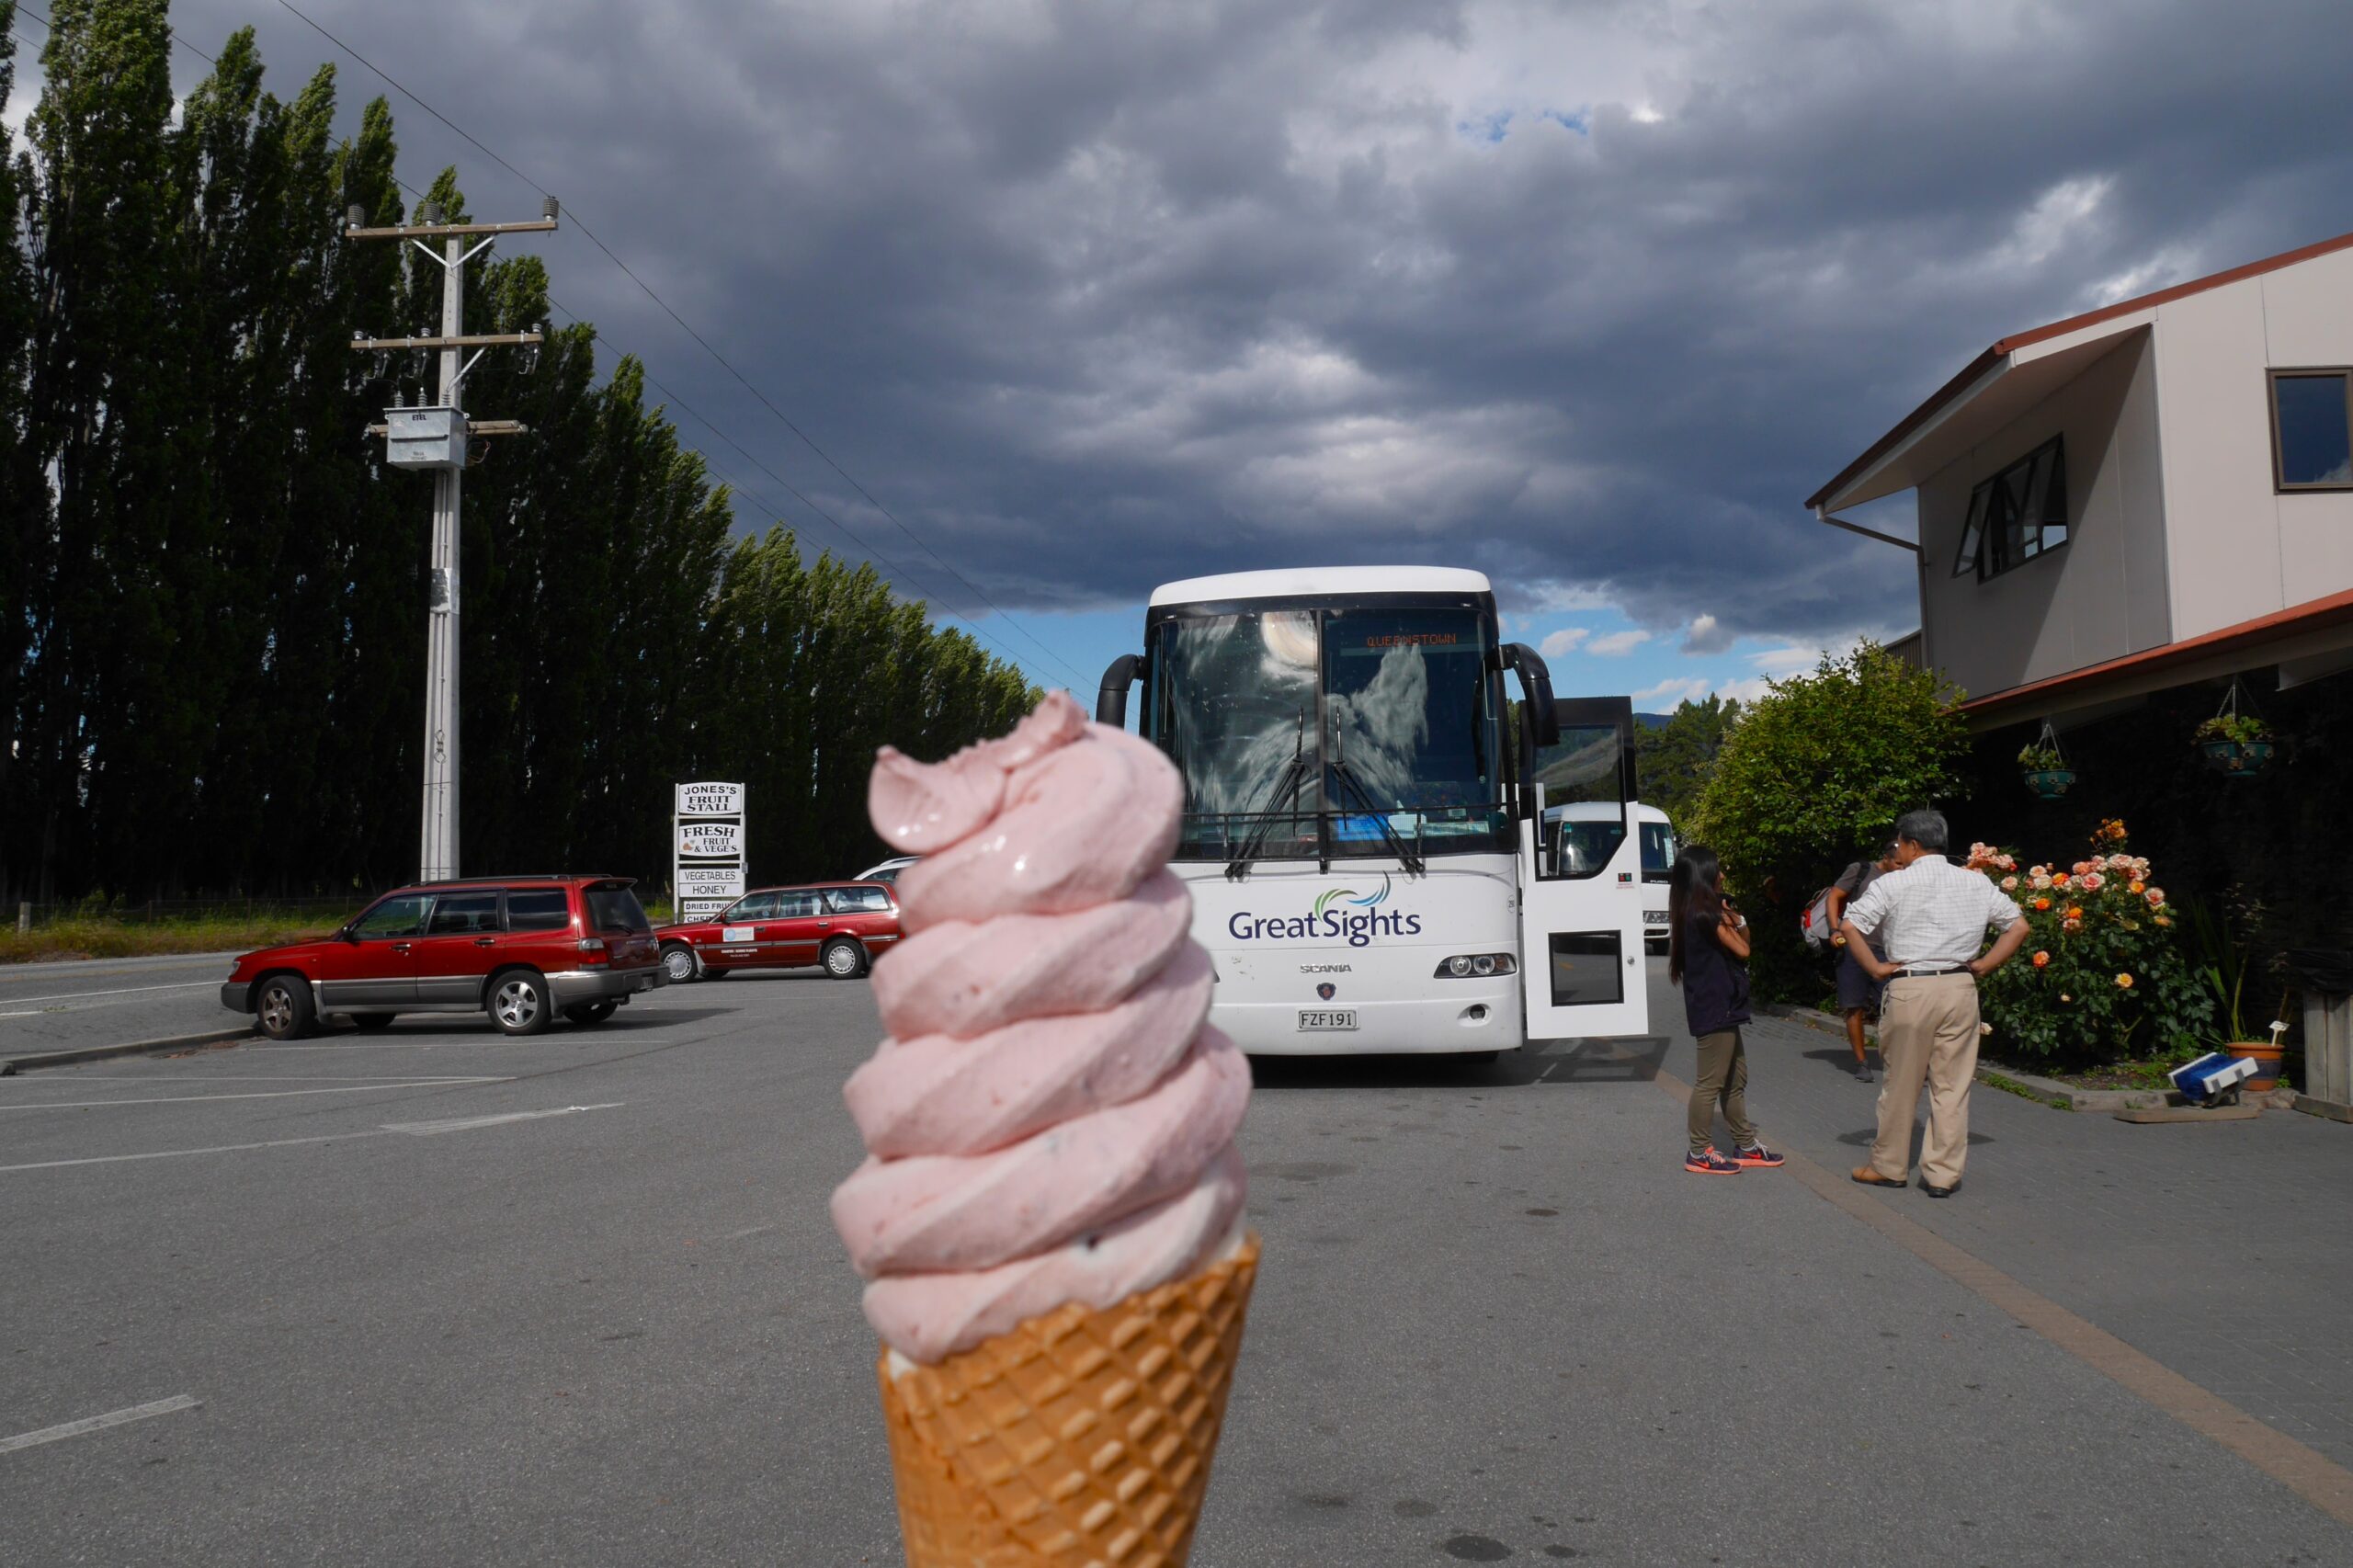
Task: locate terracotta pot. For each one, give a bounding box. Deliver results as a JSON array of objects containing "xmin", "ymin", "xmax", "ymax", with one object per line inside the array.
[{"xmin": 2228, "ymin": 1040, "xmax": 2284, "ymax": 1092}]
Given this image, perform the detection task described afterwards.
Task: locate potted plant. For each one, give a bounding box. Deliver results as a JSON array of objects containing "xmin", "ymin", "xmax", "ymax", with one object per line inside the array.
[
  {"xmin": 2188, "ymin": 896, "xmax": 2285, "ymax": 1091},
  {"xmin": 2195, "ymin": 711, "xmax": 2275, "ymax": 776},
  {"xmin": 2018, "ymin": 740, "xmax": 2075, "ymax": 799}
]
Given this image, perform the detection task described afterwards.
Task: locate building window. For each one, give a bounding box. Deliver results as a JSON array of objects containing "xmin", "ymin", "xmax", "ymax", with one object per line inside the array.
[
  {"xmin": 2269, "ymin": 369, "xmax": 2353, "ymax": 490},
  {"xmin": 1952, "ymin": 435, "xmax": 2068, "ymax": 580}
]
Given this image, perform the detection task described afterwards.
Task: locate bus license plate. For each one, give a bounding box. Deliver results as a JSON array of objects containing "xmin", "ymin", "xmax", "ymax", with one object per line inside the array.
[{"xmin": 1297, "ymin": 1009, "xmax": 1358, "ymax": 1031}]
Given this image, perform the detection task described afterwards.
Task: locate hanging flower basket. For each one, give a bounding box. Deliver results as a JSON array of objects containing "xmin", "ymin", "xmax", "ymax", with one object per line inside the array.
[
  {"xmin": 2195, "ymin": 711, "xmax": 2275, "ymax": 778},
  {"xmin": 2018, "ymin": 735, "xmax": 2073, "ymax": 799},
  {"xmin": 2200, "ymin": 739, "xmax": 2275, "ymax": 777}
]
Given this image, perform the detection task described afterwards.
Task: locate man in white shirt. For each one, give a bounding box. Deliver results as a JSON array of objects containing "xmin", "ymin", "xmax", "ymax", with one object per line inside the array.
[{"xmin": 1838, "ymin": 809, "xmax": 2029, "ymax": 1197}]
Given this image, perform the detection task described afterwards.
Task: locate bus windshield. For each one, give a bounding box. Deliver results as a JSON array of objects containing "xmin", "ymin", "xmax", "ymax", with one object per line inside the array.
[{"xmin": 1147, "ymin": 600, "xmax": 1507, "ymax": 860}]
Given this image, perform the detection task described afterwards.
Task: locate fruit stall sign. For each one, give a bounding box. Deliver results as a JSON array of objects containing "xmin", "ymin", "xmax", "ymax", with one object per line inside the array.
[
  {"xmin": 676, "ymin": 822, "xmax": 745, "ymax": 859},
  {"xmin": 675, "ymin": 781, "xmax": 744, "ymax": 818}
]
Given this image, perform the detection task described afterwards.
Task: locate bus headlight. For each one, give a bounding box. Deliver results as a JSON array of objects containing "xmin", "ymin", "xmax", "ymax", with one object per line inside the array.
[{"xmin": 1435, "ymin": 953, "xmax": 1516, "ymax": 979}]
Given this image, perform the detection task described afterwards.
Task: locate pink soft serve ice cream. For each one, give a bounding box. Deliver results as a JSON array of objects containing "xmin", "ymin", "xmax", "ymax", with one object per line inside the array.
[{"xmin": 831, "ymin": 691, "xmax": 1252, "ymax": 1364}]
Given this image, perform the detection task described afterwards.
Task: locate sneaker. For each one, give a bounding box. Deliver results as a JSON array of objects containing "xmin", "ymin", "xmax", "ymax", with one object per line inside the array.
[
  {"xmin": 1733, "ymin": 1143, "xmax": 1786, "ymax": 1168},
  {"xmin": 1854, "ymin": 1061, "xmax": 1874, "ymax": 1083},
  {"xmin": 1684, "ymin": 1147, "xmax": 1743, "ymax": 1176}
]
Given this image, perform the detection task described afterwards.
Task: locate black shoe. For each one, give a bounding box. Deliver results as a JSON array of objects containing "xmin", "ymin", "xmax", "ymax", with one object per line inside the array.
[
  {"xmin": 1854, "ymin": 1061, "xmax": 1874, "ymax": 1083},
  {"xmin": 1923, "ymin": 1182, "xmax": 1958, "ymax": 1199}
]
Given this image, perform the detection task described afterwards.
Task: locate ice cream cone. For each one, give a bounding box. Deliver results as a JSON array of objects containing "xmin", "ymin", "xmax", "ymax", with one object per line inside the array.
[{"xmin": 877, "ymin": 1233, "xmax": 1259, "ymax": 1568}]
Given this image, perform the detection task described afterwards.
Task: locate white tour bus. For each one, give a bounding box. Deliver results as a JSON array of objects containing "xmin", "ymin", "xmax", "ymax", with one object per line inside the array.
[
  {"xmin": 1096, "ymin": 566, "xmax": 1649, "ymax": 1057},
  {"xmin": 1545, "ymin": 801, "xmax": 1676, "ymax": 949}
]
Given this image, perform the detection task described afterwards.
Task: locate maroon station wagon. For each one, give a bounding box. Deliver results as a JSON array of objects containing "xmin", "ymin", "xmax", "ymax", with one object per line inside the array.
[
  {"xmin": 221, "ymin": 876, "xmax": 665, "ymax": 1040},
  {"xmin": 656, "ymin": 881, "xmax": 901, "ymax": 983}
]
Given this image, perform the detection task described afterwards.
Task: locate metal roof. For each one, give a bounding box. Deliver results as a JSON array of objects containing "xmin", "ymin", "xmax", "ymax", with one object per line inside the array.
[{"xmin": 1806, "ymin": 227, "xmax": 2353, "ymax": 513}]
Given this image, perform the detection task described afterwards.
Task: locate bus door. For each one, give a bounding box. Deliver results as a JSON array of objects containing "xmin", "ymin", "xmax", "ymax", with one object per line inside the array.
[{"xmin": 1518, "ymin": 697, "xmax": 1650, "ymax": 1041}]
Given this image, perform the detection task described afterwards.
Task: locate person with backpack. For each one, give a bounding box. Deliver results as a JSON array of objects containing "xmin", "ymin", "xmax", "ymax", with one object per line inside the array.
[
  {"xmin": 1668, "ymin": 845, "xmax": 1784, "ymax": 1176},
  {"xmin": 1826, "ymin": 840, "xmax": 1900, "ymax": 1083}
]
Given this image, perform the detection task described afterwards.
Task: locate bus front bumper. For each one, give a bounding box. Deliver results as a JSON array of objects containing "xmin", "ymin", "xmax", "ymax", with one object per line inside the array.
[{"xmin": 1211, "ymin": 981, "xmax": 1522, "ymax": 1056}]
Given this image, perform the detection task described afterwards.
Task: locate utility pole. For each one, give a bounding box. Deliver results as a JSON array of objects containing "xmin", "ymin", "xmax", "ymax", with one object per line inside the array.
[{"xmin": 346, "ymin": 198, "xmax": 558, "ymax": 882}]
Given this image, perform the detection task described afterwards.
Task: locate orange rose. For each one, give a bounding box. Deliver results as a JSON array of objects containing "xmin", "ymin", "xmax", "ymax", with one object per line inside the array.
[
  {"xmin": 2066, "ymin": 906, "xmax": 2083, "ymax": 920},
  {"xmin": 2052, "ymin": 873, "xmax": 2071, "ymax": 888},
  {"xmin": 2115, "ymin": 972, "xmax": 2133, "ymax": 989},
  {"xmin": 2034, "ymin": 897, "xmax": 2051, "ymax": 911},
  {"xmin": 2128, "ymin": 881, "xmax": 2145, "ymax": 894},
  {"xmin": 2031, "ymin": 951, "xmax": 2050, "ymax": 968}
]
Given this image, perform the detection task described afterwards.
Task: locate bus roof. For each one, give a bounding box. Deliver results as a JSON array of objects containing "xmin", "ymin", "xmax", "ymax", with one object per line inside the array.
[
  {"xmin": 1544, "ymin": 801, "xmax": 1672, "ymax": 824},
  {"xmin": 1149, "ymin": 566, "xmax": 1493, "ymax": 607}
]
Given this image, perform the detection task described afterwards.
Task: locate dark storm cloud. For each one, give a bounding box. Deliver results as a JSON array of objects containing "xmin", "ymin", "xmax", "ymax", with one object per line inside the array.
[{"xmin": 175, "ymin": 0, "xmax": 2353, "ymax": 641}]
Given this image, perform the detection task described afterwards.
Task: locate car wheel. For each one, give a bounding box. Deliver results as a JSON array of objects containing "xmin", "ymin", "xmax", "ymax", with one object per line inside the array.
[
  {"xmin": 254, "ymin": 974, "xmax": 313, "ymax": 1040},
  {"xmin": 489, "ymin": 971, "xmax": 552, "ymax": 1036},
  {"xmin": 563, "ymin": 1000, "xmax": 619, "ymax": 1026},
  {"xmin": 822, "ymin": 938, "xmax": 868, "ymax": 980},
  {"xmin": 660, "ymin": 943, "xmax": 699, "ymax": 984},
  {"xmin": 351, "ymin": 1013, "xmax": 397, "ymax": 1032}
]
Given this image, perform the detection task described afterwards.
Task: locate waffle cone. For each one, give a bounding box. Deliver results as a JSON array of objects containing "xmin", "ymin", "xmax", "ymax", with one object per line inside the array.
[{"xmin": 875, "ymin": 1233, "xmax": 1260, "ymax": 1568}]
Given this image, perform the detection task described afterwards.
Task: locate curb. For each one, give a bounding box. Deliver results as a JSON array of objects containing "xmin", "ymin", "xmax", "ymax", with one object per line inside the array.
[
  {"xmin": 0, "ymin": 1026, "xmax": 255, "ymax": 1075},
  {"xmin": 1762, "ymin": 1006, "xmax": 2301, "ymax": 1113},
  {"xmin": 2293, "ymin": 1094, "xmax": 2353, "ymax": 1125}
]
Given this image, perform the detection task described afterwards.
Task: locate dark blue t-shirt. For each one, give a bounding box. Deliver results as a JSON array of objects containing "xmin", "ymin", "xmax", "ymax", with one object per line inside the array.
[{"xmin": 1681, "ymin": 911, "xmax": 1753, "ymax": 1037}]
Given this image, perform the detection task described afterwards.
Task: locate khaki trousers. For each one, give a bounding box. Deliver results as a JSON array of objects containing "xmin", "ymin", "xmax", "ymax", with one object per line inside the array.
[
  {"xmin": 1869, "ymin": 972, "xmax": 1979, "ymax": 1187},
  {"xmin": 1689, "ymin": 1028, "xmax": 1758, "ymax": 1156}
]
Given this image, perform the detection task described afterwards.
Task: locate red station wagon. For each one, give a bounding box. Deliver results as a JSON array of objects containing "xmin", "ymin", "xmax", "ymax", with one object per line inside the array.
[
  {"xmin": 221, "ymin": 876, "xmax": 665, "ymax": 1040},
  {"xmin": 656, "ymin": 881, "xmax": 902, "ymax": 983}
]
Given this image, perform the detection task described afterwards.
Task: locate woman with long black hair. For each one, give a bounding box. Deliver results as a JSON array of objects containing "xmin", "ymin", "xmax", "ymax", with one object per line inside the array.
[{"xmin": 1668, "ymin": 845, "xmax": 1784, "ymax": 1176}]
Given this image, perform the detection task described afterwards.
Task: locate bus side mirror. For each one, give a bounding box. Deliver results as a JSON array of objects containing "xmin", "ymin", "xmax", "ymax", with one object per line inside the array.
[
  {"xmin": 1096, "ymin": 653, "xmax": 1144, "ymax": 727},
  {"xmin": 1503, "ymin": 643, "xmax": 1560, "ymax": 746}
]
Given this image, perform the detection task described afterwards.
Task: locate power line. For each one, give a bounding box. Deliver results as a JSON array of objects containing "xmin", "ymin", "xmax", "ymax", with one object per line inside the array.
[
  {"xmin": 541, "ymin": 301, "xmax": 1064, "ymax": 689},
  {"xmin": 6, "ymin": 5, "xmax": 1062, "ymax": 693},
  {"xmin": 267, "ymin": 0, "xmax": 1087, "ymax": 687}
]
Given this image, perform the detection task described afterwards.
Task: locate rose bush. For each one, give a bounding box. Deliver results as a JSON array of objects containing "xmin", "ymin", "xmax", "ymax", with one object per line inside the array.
[{"xmin": 1969, "ymin": 823, "xmax": 2211, "ymax": 1064}]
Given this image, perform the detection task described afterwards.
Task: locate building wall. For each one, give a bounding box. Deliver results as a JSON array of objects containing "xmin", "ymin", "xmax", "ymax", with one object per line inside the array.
[
  {"xmin": 1917, "ymin": 330, "xmax": 2168, "ymax": 701},
  {"xmin": 2152, "ymin": 246, "xmax": 2353, "ymax": 640}
]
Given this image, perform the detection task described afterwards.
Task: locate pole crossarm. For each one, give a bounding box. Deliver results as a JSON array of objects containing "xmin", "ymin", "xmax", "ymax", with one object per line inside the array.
[
  {"xmin": 345, "ymin": 218, "xmax": 559, "ymax": 240},
  {"xmin": 349, "ymin": 332, "xmax": 544, "ymax": 352},
  {"xmin": 366, "ymin": 419, "xmax": 531, "ymax": 437}
]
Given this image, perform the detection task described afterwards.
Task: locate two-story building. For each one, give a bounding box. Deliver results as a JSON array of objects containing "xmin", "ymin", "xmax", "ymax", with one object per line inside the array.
[
  {"xmin": 1809, "ymin": 228, "xmax": 2353, "ymax": 723},
  {"xmin": 1807, "ymin": 229, "xmax": 2353, "ymax": 1067}
]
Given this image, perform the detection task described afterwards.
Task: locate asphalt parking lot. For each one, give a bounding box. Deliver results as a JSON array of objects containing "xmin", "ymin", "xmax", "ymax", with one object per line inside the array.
[{"xmin": 4, "ymin": 964, "xmax": 2350, "ymax": 1565}]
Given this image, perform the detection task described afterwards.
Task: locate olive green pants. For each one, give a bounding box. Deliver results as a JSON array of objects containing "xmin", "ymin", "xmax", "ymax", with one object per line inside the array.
[{"xmin": 1689, "ymin": 1028, "xmax": 1758, "ymax": 1155}]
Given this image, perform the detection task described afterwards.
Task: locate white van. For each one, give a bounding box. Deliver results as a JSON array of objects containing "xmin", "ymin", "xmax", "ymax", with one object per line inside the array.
[{"xmin": 1544, "ymin": 801, "xmax": 1676, "ymax": 949}]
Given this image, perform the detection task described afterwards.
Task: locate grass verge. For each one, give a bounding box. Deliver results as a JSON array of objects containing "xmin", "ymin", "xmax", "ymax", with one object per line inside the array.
[
  {"xmin": 1978, "ymin": 1069, "xmax": 2075, "ymax": 1110},
  {"xmin": 0, "ymin": 913, "xmax": 354, "ymax": 965}
]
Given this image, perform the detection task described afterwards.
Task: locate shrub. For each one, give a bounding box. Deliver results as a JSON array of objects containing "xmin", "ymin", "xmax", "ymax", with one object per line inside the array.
[
  {"xmin": 2193, "ymin": 713, "xmax": 2269, "ymax": 746},
  {"xmin": 1971, "ymin": 822, "xmax": 2212, "ymax": 1064},
  {"xmin": 2017, "ymin": 742, "xmax": 2067, "ymax": 771},
  {"xmin": 1688, "ymin": 643, "xmax": 1971, "ymax": 1000}
]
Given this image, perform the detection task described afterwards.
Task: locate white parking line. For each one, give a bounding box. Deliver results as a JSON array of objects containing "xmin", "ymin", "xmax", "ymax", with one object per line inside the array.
[
  {"xmin": 0, "ymin": 981, "xmax": 218, "ymax": 1006},
  {"xmin": 0, "ymin": 1081, "xmax": 512, "ymax": 1110},
  {"xmin": 38, "ymin": 1074, "xmax": 512, "ymax": 1083},
  {"xmin": 0, "ymin": 1395, "xmax": 202, "ymax": 1455},
  {"xmin": 382, "ymin": 1104, "xmax": 624, "ymax": 1135},
  {"xmin": 0, "ymin": 1103, "xmax": 625, "ymax": 1173}
]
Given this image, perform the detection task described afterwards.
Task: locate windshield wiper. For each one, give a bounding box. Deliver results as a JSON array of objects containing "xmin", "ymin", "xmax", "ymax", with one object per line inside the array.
[
  {"xmin": 1223, "ymin": 710, "xmax": 1311, "ymax": 880},
  {"xmin": 1325, "ymin": 718, "xmax": 1427, "ymax": 877}
]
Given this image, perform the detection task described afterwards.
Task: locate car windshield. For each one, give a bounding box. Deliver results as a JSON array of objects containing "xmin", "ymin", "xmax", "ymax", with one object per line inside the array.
[{"xmin": 1146, "ymin": 600, "xmax": 1505, "ymax": 859}]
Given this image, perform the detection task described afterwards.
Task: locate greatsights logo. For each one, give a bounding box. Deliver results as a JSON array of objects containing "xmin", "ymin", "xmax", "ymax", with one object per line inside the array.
[{"xmin": 1226, "ymin": 874, "xmax": 1423, "ymax": 949}]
